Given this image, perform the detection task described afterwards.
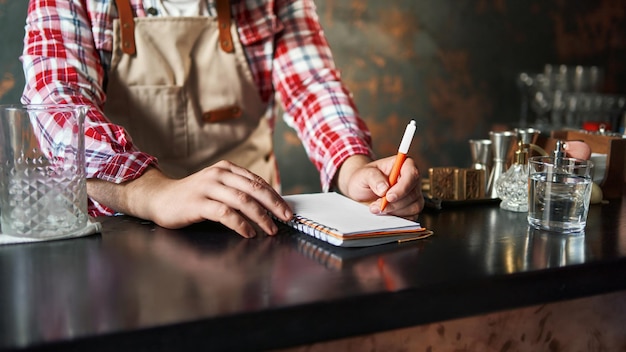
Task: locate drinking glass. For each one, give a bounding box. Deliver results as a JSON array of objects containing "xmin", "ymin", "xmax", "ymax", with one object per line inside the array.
[
  {"xmin": 0, "ymin": 104, "xmax": 88, "ymax": 238},
  {"xmin": 528, "ymin": 156, "xmax": 593, "ymax": 234}
]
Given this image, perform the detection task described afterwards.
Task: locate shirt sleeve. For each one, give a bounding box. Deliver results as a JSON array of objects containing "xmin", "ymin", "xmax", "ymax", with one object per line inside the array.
[
  {"xmin": 20, "ymin": 0, "xmax": 157, "ymax": 216},
  {"xmin": 272, "ymin": 0, "xmax": 374, "ymax": 191}
]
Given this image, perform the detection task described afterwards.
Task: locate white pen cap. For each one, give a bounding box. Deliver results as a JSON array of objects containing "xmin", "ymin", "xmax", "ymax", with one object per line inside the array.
[{"xmin": 398, "ymin": 120, "xmax": 417, "ymax": 154}]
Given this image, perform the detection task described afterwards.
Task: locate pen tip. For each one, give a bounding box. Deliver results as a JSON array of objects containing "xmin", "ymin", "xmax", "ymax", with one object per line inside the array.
[{"xmin": 410, "ymin": 119, "xmax": 416, "ymax": 126}]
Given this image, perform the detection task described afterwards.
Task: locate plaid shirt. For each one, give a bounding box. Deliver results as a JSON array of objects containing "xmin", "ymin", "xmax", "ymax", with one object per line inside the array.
[{"xmin": 21, "ymin": 0, "xmax": 373, "ymax": 216}]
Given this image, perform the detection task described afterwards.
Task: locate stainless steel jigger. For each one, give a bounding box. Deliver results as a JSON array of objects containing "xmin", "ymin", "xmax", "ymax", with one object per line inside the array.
[
  {"xmin": 514, "ymin": 127, "xmax": 548, "ymax": 157},
  {"xmin": 514, "ymin": 127, "xmax": 540, "ymax": 146},
  {"xmin": 469, "ymin": 139, "xmax": 492, "ymax": 171},
  {"xmin": 487, "ymin": 131, "xmax": 516, "ymax": 199},
  {"xmin": 469, "ymin": 139, "xmax": 492, "ymax": 188}
]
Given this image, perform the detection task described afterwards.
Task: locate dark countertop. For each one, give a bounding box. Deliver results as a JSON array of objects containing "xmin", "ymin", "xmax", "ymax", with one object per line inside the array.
[{"xmin": 1, "ymin": 196, "xmax": 625, "ymax": 351}]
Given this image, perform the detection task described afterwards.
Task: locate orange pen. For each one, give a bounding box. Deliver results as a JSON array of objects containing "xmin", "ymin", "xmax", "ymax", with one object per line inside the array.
[{"xmin": 380, "ymin": 120, "xmax": 416, "ymax": 211}]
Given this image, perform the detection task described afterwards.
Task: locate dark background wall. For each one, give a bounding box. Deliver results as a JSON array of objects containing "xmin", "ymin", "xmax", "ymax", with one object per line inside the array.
[{"xmin": 2, "ymin": 0, "xmax": 625, "ymax": 195}]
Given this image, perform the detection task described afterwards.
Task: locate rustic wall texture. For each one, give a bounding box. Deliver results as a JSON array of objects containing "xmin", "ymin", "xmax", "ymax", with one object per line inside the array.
[{"xmin": 2, "ymin": 0, "xmax": 625, "ymax": 194}]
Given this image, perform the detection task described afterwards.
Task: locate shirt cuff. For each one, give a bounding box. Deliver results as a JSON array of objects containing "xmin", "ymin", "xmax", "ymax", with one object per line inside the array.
[
  {"xmin": 86, "ymin": 151, "xmax": 158, "ymax": 216},
  {"xmin": 89, "ymin": 151, "xmax": 158, "ymax": 184}
]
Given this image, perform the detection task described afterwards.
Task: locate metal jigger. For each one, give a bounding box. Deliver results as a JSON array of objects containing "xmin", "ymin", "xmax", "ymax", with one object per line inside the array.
[
  {"xmin": 487, "ymin": 131, "xmax": 515, "ymax": 198},
  {"xmin": 514, "ymin": 127, "xmax": 548, "ymax": 157},
  {"xmin": 468, "ymin": 139, "xmax": 492, "ymax": 187},
  {"xmin": 514, "ymin": 127, "xmax": 540, "ymax": 147}
]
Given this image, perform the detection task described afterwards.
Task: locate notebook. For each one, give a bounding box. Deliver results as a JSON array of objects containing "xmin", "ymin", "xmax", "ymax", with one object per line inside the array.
[{"xmin": 277, "ymin": 192, "xmax": 433, "ymax": 247}]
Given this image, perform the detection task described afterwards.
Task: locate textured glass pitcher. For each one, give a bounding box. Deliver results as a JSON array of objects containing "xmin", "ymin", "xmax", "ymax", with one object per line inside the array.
[{"xmin": 0, "ymin": 104, "xmax": 88, "ymax": 238}]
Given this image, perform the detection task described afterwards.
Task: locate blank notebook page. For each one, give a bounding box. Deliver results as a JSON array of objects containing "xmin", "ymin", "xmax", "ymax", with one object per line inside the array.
[{"xmin": 283, "ymin": 192, "xmax": 422, "ymax": 236}]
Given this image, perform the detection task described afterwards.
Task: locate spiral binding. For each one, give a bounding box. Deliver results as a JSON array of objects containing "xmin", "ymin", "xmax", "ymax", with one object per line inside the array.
[{"xmin": 286, "ymin": 214, "xmax": 341, "ymax": 242}]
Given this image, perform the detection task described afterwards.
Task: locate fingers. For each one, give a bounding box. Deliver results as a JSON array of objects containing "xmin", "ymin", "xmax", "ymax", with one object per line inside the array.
[
  {"xmin": 152, "ymin": 160, "xmax": 292, "ymax": 239},
  {"xmin": 339, "ymin": 155, "xmax": 424, "ymax": 218},
  {"xmin": 380, "ymin": 158, "xmax": 420, "ymax": 205},
  {"xmin": 564, "ymin": 141, "xmax": 591, "ymax": 160},
  {"xmin": 356, "ymin": 157, "xmax": 423, "ymax": 218},
  {"xmin": 373, "ymin": 185, "xmax": 424, "ymax": 220},
  {"xmin": 216, "ymin": 161, "xmax": 293, "ymax": 220},
  {"xmin": 342, "ymin": 155, "xmax": 406, "ymax": 202},
  {"xmin": 364, "ymin": 163, "xmax": 394, "ymax": 198},
  {"xmin": 196, "ymin": 161, "xmax": 292, "ymax": 237}
]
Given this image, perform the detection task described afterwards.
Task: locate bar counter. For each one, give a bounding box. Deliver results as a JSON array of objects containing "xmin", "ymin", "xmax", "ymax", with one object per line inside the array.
[{"xmin": 1, "ymin": 195, "xmax": 625, "ymax": 351}]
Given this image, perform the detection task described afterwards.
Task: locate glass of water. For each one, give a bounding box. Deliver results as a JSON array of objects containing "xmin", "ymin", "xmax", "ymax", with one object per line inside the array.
[
  {"xmin": 0, "ymin": 104, "xmax": 88, "ymax": 238},
  {"xmin": 528, "ymin": 156, "xmax": 593, "ymax": 234}
]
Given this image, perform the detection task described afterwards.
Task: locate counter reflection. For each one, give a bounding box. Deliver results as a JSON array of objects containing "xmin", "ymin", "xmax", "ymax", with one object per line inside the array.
[{"xmin": 0, "ymin": 197, "xmax": 622, "ymax": 348}]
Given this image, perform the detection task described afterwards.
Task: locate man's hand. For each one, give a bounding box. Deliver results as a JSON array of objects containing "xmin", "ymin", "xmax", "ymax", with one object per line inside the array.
[
  {"xmin": 336, "ymin": 155, "xmax": 424, "ymax": 220},
  {"xmin": 563, "ymin": 140, "xmax": 592, "ymax": 160},
  {"xmin": 87, "ymin": 161, "xmax": 293, "ymax": 238}
]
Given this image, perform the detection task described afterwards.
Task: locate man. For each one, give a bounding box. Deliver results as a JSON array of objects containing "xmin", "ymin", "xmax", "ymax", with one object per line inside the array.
[{"xmin": 21, "ymin": 0, "xmax": 424, "ymax": 238}]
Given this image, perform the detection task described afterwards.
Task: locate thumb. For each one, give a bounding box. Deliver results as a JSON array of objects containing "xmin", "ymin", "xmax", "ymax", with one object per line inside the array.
[
  {"xmin": 350, "ymin": 165, "xmax": 390, "ymax": 199},
  {"xmin": 372, "ymin": 176, "xmax": 390, "ymax": 197}
]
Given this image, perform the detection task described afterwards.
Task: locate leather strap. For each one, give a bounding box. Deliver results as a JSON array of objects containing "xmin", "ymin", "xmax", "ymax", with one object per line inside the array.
[
  {"xmin": 114, "ymin": 0, "xmax": 232, "ymax": 55},
  {"xmin": 215, "ymin": 0, "xmax": 234, "ymax": 53},
  {"xmin": 202, "ymin": 105, "xmax": 242, "ymax": 123},
  {"xmin": 114, "ymin": 0, "xmax": 136, "ymax": 55}
]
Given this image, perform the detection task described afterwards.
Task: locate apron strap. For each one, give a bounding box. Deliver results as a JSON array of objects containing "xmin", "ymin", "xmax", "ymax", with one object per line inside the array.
[
  {"xmin": 114, "ymin": 0, "xmax": 137, "ymax": 55},
  {"xmin": 216, "ymin": 0, "xmax": 235, "ymax": 53},
  {"xmin": 114, "ymin": 0, "xmax": 232, "ymax": 55}
]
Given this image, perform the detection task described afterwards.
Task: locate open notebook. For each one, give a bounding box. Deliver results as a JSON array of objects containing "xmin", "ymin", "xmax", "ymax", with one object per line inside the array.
[{"xmin": 277, "ymin": 192, "xmax": 433, "ymax": 247}]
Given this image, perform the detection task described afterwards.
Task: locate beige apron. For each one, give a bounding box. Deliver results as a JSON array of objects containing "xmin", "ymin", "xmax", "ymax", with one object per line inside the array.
[{"xmin": 104, "ymin": 0, "xmax": 278, "ymax": 189}]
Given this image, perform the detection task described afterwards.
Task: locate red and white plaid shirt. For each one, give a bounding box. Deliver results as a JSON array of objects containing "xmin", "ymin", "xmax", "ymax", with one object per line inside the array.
[{"xmin": 21, "ymin": 0, "xmax": 373, "ymax": 216}]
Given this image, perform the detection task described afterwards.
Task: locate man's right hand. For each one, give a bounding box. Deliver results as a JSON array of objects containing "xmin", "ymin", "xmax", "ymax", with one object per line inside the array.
[{"xmin": 87, "ymin": 161, "xmax": 293, "ymax": 238}]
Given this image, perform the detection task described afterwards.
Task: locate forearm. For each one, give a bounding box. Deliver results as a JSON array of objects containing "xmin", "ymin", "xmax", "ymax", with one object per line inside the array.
[
  {"xmin": 272, "ymin": 0, "xmax": 373, "ymax": 191},
  {"xmin": 23, "ymin": 0, "xmax": 158, "ymax": 214},
  {"xmin": 87, "ymin": 161, "xmax": 294, "ymax": 236},
  {"xmin": 87, "ymin": 167, "xmax": 167, "ymax": 221}
]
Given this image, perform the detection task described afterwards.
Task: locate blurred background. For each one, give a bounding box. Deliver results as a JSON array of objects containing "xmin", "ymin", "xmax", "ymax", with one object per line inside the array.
[{"xmin": 2, "ymin": 0, "xmax": 625, "ymax": 194}]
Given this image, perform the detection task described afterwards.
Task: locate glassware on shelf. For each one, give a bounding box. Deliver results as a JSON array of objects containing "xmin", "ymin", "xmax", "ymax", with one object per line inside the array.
[{"xmin": 516, "ymin": 64, "xmax": 626, "ymax": 133}]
